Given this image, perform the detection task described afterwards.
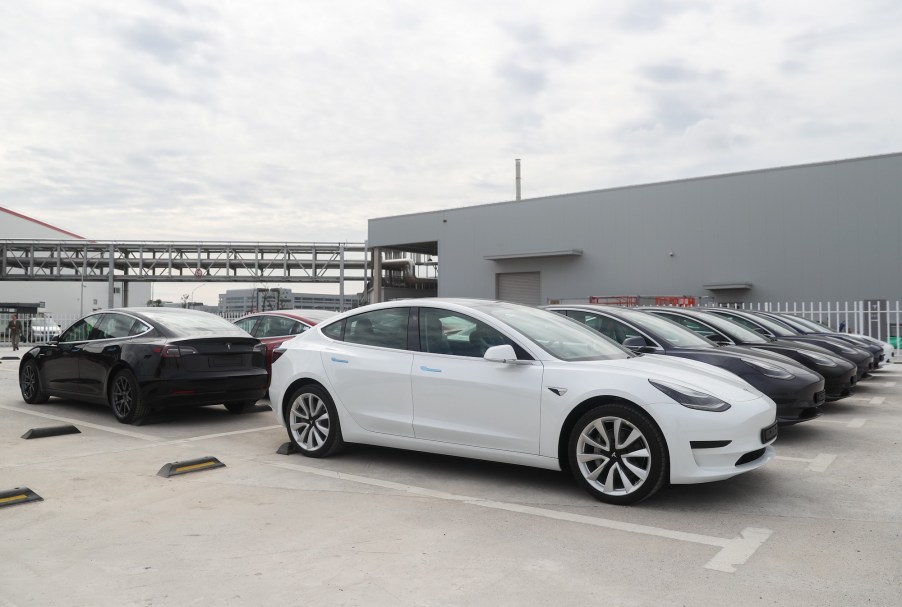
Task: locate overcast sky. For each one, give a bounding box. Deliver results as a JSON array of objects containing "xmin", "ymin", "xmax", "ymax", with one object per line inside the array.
[{"xmin": 2, "ymin": 1, "xmax": 901, "ymax": 302}]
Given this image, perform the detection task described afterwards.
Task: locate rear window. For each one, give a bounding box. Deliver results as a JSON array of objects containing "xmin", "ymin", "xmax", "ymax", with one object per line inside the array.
[{"xmin": 139, "ymin": 310, "xmax": 245, "ymax": 334}]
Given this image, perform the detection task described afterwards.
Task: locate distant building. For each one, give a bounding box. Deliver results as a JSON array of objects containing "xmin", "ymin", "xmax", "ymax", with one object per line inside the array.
[
  {"xmin": 217, "ymin": 288, "xmax": 357, "ymax": 315},
  {"xmin": 0, "ymin": 206, "xmax": 151, "ymax": 321}
]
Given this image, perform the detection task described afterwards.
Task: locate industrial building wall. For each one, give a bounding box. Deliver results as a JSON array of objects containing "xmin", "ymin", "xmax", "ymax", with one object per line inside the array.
[{"xmin": 368, "ymin": 152, "xmax": 902, "ymax": 305}]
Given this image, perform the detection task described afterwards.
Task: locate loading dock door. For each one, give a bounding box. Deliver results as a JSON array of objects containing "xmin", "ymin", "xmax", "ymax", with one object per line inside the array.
[{"xmin": 496, "ymin": 272, "xmax": 540, "ymax": 306}]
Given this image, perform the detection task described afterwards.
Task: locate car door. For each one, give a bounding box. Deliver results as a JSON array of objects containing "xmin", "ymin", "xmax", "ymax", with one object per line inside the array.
[
  {"xmin": 40, "ymin": 314, "xmax": 102, "ymax": 395},
  {"xmin": 321, "ymin": 307, "xmax": 415, "ymax": 437},
  {"xmin": 411, "ymin": 307, "xmax": 543, "ymax": 454},
  {"xmin": 79, "ymin": 313, "xmax": 145, "ymax": 398}
]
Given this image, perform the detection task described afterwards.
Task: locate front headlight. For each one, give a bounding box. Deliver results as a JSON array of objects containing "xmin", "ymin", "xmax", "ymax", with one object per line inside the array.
[
  {"xmin": 799, "ymin": 351, "xmax": 837, "ymax": 367},
  {"xmin": 742, "ymin": 357, "xmax": 795, "ymax": 379},
  {"xmin": 649, "ymin": 379, "xmax": 731, "ymax": 412}
]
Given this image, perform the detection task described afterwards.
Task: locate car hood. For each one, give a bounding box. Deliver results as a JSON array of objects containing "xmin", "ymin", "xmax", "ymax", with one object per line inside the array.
[{"xmin": 575, "ymin": 354, "xmax": 765, "ymax": 403}]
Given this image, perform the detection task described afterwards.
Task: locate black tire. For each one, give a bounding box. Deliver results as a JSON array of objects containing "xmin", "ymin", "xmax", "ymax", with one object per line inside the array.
[
  {"xmin": 567, "ymin": 403, "xmax": 668, "ymax": 505},
  {"xmin": 284, "ymin": 384, "xmax": 344, "ymax": 457},
  {"xmin": 20, "ymin": 360, "xmax": 49, "ymax": 404},
  {"xmin": 109, "ymin": 370, "xmax": 150, "ymax": 425},
  {"xmin": 224, "ymin": 401, "xmax": 256, "ymax": 414}
]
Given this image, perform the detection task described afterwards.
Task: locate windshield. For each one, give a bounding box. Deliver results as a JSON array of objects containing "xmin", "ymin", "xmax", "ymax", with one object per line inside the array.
[
  {"xmin": 694, "ymin": 311, "xmax": 769, "ymax": 343},
  {"xmin": 474, "ymin": 302, "xmax": 631, "ymax": 361},
  {"xmin": 717, "ymin": 310, "xmax": 796, "ymax": 337},
  {"xmin": 781, "ymin": 315, "xmax": 831, "ymax": 333},
  {"xmin": 614, "ymin": 308, "xmax": 714, "ymax": 348},
  {"xmin": 139, "ymin": 310, "xmax": 245, "ymax": 334}
]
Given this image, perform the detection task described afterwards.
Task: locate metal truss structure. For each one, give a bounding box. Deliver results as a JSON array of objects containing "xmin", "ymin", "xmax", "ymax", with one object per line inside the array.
[{"xmin": 1, "ymin": 240, "xmax": 369, "ymax": 289}]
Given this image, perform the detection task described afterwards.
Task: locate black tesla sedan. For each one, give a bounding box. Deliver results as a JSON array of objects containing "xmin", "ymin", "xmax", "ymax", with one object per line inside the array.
[
  {"xmin": 546, "ymin": 305, "xmax": 826, "ymax": 425},
  {"xmin": 640, "ymin": 307, "xmax": 857, "ymax": 400},
  {"xmin": 18, "ymin": 308, "xmax": 268, "ymax": 425},
  {"xmin": 757, "ymin": 312, "xmax": 885, "ymax": 368},
  {"xmin": 705, "ymin": 308, "xmax": 874, "ymax": 380}
]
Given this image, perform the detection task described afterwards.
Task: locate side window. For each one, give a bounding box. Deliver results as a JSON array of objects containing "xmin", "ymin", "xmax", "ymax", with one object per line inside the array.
[
  {"xmin": 421, "ymin": 308, "xmax": 520, "ymax": 358},
  {"xmin": 234, "ymin": 316, "xmax": 259, "ymax": 335},
  {"xmin": 657, "ymin": 314, "xmax": 724, "ymax": 341},
  {"xmin": 718, "ymin": 313, "xmax": 763, "ymax": 333},
  {"xmin": 93, "ymin": 314, "xmax": 143, "ymax": 340},
  {"xmin": 128, "ymin": 319, "xmax": 152, "ymax": 336},
  {"xmin": 344, "ymin": 308, "xmax": 410, "ymax": 350},
  {"xmin": 257, "ymin": 316, "xmax": 306, "ymax": 338},
  {"xmin": 568, "ymin": 311, "xmax": 646, "ymax": 346},
  {"xmin": 321, "ymin": 320, "xmax": 344, "ymax": 340},
  {"xmin": 61, "ymin": 314, "xmax": 102, "ymax": 342}
]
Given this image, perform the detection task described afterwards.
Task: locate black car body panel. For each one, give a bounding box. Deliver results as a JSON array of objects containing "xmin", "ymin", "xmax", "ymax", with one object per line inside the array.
[
  {"xmin": 19, "ymin": 308, "xmax": 268, "ymax": 422},
  {"xmin": 545, "ymin": 305, "xmax": 825, "ymax": 425},
  {"xmin": 706, "ymin": 309, "xmax": 874, "ymax": 380},
  {"xmin": 641, "ymin": 307, "xmax": 857, "ymax": 399},
  {"xmin": 760, "ymin": 312, "xmax": 884, "ymax": 367}
]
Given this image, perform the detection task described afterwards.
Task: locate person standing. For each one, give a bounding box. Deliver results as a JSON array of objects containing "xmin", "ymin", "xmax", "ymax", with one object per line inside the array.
[{"xmin": 7, "ymin": 313, "xmax": 22, "ymax": 351}]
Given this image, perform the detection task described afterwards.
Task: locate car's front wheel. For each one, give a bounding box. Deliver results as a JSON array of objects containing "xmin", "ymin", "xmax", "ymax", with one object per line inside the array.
[
  {"xmin": 284, "ymin": 385, "xmax": 344, "ymax": 457},
  {"xmin": 567, "ymin": 403, "xmax": 667, "ymax": 505},
  {"xmin": 109, "ymin": 370, "xmax": 150, "ymax": 425},
  {"xmin": 20, "ymin": 360, "xmax": 49, "ymax": 404}
]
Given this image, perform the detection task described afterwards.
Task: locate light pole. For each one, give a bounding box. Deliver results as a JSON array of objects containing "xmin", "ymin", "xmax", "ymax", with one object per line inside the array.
[{"xmin": 189, "ymin": 283, "xmax": 206, "ymax": 308}]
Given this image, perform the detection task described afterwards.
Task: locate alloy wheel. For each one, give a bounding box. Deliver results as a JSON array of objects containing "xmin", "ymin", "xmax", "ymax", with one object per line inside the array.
[
  {"xmin": 575, "ymin": 416, "xmax": 652, "ymax": 497},
  {"xmin": 21, "ymin": 365, "xmax": 36, "ymax": 400},
  {"xmin": 111, "ymin": 375, "xmax": 134, "ymax": 418},
  {"xmin": 288, "ymin": 392, "xmax": 331, "ymax": 451}
]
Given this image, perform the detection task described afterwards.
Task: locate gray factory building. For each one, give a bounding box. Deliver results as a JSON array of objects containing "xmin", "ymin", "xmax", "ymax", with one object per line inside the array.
[{"xmin": 367, "ymin": 152, "xmax": 902, "ymax": 308}]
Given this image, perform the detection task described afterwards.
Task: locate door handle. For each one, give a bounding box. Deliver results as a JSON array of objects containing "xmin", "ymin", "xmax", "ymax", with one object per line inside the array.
[
  {"xmin": 420, "ymin": 365, "xmax": 442, "ymax": 373},
  {"xmin": 330, "ymin": 356, "xmax": 349, "ymax": 364}
]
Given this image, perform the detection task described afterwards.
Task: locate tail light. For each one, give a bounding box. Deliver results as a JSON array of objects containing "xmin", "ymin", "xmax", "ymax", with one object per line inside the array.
[
  {"xmin": 272, "ymin": 347, "xmax": 286, "ymax": 364},
  {"xmin": 160, "ymin": 345, "xmax": 199, "ymax": 358}
]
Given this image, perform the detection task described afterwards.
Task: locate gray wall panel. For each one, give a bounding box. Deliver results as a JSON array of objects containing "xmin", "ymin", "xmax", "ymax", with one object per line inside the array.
[{"xmin": 369, "ymin": 153, "xmax": 902, "ymax": 304}]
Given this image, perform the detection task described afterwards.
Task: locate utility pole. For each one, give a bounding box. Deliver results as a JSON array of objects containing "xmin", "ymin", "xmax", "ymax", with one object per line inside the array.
[{"xmin": 515, "ymin": 158, "xmax": 521, "ymax": 201}]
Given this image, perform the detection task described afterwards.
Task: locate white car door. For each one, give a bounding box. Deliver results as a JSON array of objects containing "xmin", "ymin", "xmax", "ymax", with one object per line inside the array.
[
  {"xmin": 321, "ymin": 307, "xmax": 415, "ymax": 437},
  {"xmin": 411, "ymin": 308, "xmax": 543, "ymax": 453}
]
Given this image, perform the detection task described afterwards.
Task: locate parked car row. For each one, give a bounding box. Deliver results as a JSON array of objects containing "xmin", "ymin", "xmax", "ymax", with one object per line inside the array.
[{"xmin": 17, "ymin": 300, "xmax": 892, "ymax": 506}]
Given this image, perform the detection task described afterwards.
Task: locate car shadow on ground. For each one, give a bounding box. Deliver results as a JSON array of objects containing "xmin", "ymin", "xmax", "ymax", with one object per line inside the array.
[{"xmin": 18, "ymin": 397, "xmax": 272, "ymax": 428}]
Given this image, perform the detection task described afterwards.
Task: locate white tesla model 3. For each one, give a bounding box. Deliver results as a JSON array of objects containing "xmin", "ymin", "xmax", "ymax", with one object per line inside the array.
[{"xmin": 270, "ymin": 299, "xmax": 777, "ymax": 504}]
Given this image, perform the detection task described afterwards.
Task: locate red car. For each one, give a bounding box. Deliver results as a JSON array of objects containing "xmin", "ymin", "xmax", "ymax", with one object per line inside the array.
[{"xmin": 234, "ymin": 309, "xmax": 338, "ymax": 375}]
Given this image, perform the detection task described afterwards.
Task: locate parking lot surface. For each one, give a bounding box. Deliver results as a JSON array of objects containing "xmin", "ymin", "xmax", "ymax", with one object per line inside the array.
[{"xmin": 1, "ymin": 347, "xmax": 900, "ymax": 606}]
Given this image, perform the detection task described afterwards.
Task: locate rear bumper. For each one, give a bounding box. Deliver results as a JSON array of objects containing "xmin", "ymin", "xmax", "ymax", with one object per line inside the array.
[{"xmin": 142, "ymin": 371, "xmax": 269, "ymax": 409}]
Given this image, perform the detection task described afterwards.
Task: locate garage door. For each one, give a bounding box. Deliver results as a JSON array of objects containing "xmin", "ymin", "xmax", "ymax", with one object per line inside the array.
[{"xmin": 496, "ymin": 272, "xmax": 540, "ymax": 306}]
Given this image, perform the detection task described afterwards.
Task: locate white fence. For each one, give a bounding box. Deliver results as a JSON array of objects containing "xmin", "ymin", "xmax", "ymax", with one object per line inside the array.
[{"xmin": 707, "ymin": 300, "xmax": 902, "ymax": 345}]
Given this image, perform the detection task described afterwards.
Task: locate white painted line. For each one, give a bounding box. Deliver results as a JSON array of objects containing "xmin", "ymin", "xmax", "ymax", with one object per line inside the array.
[
  {"xmin": 881, "ymin": 381, "xmax": 896, "ymax": 387},
  {"xmin": 813, "ymin": 417, "xmax": 867, "ymax": 428},
  {"xmin": 269, "ymin": 459, "xmax": 771, "ymax": 573},
  {"xmin": 869, "ymin": 396, "xmax": 886, "ymax": 405},
  {"xmin": 806, "ymin": 454, "xmax": 837, "ymax": 472},
  {"xmin": 775, "ymin": 453, "xmax": 836, "ymax": 472},
  {"xmin": 0, "ymin": 404, "xmax": 279, "ymax": 443},
  {"xmin": 185, "ymin": 425, "xmax": 281, "ymax": 442},
  {"xmin": 0, "ymin": 404, "xmax": 158, "ymax": 441}
]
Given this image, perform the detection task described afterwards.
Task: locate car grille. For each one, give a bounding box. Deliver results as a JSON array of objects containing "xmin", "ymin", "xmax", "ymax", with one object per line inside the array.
[{"xmin": 813, "ymin": 390, "xmax": 826, "ymax": 405}]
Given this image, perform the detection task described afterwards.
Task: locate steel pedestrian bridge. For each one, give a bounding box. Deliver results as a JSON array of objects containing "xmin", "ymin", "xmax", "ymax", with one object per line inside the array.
[{"xmin": 1, "ymin": 239, "xmax": 369, "ymax": 285}]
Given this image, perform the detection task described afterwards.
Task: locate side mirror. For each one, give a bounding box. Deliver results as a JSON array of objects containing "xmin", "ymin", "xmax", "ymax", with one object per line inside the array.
[
  {"xmin": 484, "ymin": 344, "xmax": 518, "ymax": 363},
  {"xmin": 49, "ymin": 334, "xmax": 61, "ymax": 343},
  {"xmin": 753, "ymin": 327, "xmax": 771, "ymax": 336},
  {"xmin": 622, "ymin": 336, "xmax": 647, "ymax": 351}
]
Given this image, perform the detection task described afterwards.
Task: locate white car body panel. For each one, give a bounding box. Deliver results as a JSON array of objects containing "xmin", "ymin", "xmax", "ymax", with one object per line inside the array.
[{"xmin": 269, "ymin": 299, "xmax": 778, "ymax": 487}]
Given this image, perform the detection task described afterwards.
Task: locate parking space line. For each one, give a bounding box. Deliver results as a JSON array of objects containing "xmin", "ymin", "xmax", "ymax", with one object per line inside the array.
[
  {"xmin": 813, "ymin": 417, "xmax": 867, "ymax": 428},
  {"xmin": 0, "ymin": 404, "xmax": 158, "ymax": 441},
  {"xmin": 774, "ymin": 453, "xmax": 837, "ymax": 472},
  {"xmin": 269, "ymin": 459, "xmax": 771, "ymax": 573},
  {"xmin": 870, "ymin": 397, "xmax": 886, "ymax": 405},
  {"xmin": 183, "ymin": 426, "xmax": 281, "ymax": 442}
]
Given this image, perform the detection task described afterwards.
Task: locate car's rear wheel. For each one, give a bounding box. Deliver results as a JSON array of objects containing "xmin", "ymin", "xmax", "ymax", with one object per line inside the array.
[
  {"xmin": 568, "ymin": 403, "xmax": 667, "ymax": 505},
  {"xmin": 109, "ymin": 370, "xmax": 150, "ymax": 425},
  {"xmin": 20, "ymin": 360, "xmax": 49, "ymax": 404},
  {"xmin": 284, "ymin": 385, "xmax": 343, "ymax": 457}
]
